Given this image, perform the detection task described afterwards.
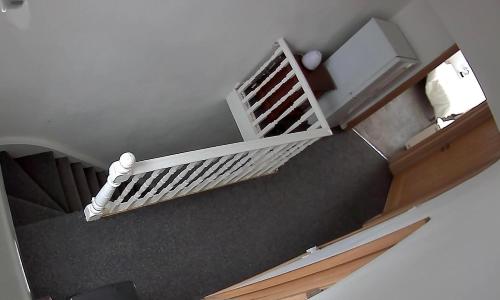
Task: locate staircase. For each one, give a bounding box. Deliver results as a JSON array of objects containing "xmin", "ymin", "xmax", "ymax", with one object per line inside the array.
[
  {"xmin": 0, "ymin": 151, "xmax": 106, "ymax": 226},
  {"xmin": 0, "ymin": 38, "xmax": 332, "ymax": 224}
]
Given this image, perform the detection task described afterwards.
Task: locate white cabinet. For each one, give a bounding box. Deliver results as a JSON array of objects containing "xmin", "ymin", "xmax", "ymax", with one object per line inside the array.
[{"xmin": 319, "ymin": 18, "xmax": 418, "ymax": 126}]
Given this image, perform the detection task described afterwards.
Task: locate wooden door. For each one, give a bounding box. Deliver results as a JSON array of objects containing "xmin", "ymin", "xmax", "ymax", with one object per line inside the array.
[{"xmin": 383, "ymin": 102, "xmax": 500, "ymax": 213}]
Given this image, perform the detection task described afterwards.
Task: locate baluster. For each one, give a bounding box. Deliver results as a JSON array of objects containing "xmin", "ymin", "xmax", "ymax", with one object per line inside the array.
[
  {"xmin": 124, "ymin": 169, "xmax": 163, "ymax": 209},
  {"xmin": 308, "ymin": 120, "xmax": 322, "ymax": 130},
  {"xmin": 215, "ymin": 150, "xmax": 262, "ymax": 187},
  {"xmin": 241, "ymin": 58, "xmax": 290, "ymax": 104},
  {"xmin": 241, "ymin": 143, "xmax": 297, "ymax": 180},
  {"xmin": 84, "ymin": 152, "xmax": 135, "ymax": 221},
  {"xmin": 151, "ymin": 162, "xmax": 198, "ymax": 203},
  {"xmin": 163, "ymin": 160, "xmax": 211, "ymax": 200},
  {"xmin": 233, "ymin": 143, "xmax": 291, "ymax": 182},
  {"xmin": 247, "ymin": 71, "xmax": 295, "ymax": 114},
  {"xmin": 251, "ymin": 83, "xmax": 301, "ymax": 126},
  {"xmin": 138, "ymin": 166, "xmax": 179, "ymax": 205},
  {"xmin": 206, "ymin": 152, "xmax": 255, "ymax": 189},
  {"xmin": 238, "ymin": 47, "xmax": 284, "ymax": 94},
  {"xmin": 284, "ymin": 109, "xmax": 315, "ymax": 134},
  {"xmin": 257, "ymin": 94, "xmax": 308, "ymax": 137},
  {"xmin": 228, "ymin": 147, "xmax": 275, "ymax": 182},
  {"xmin": 185, "ymin": 155, "xmax": 232, "ymax": 195},
  {"xmin": 261, "ymin": 139, "xmax": 318, "ymax": 176},
  {"xmin": 179, "ymin": 156, "xmax": 221, "ymax": 197},
  {"xmin": 192, "ymin": 153, "xmax": 245, "ymax": 193},
  {"xmin": 110, "ymin": 173, "xmax": 145, "ymax": 213}
]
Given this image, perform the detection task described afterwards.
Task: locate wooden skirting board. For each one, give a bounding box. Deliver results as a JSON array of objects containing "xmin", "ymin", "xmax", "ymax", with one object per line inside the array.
[
  {"xmin": 383, "ymin": 102, "xmax": 500, "ymax": 213},
  {"xmin": 204, "ymin": 218, "xmax": 429, "ymax": 300}
]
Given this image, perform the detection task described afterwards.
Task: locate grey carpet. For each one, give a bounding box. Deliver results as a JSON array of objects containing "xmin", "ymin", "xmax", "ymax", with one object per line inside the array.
[
  {"xmin": 16, "ymin": 152, "xmax": 69, "ymax": 212},
  {"xmin": 8, "ymin": 195, "xmax": 64, "ymax": 227},
  {"xmin": 0, "ymin": 152, "xmax": 63, "ymax": 211},
  {"xmin": 15, "ymin": 130, "xmax": 391, "ymax": 300}
]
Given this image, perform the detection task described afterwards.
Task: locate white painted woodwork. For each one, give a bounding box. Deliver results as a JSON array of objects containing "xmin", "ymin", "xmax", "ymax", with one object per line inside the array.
[
  {"xmin": 86, "ymin": 38, "xmax": 334, "ymax": 221},
  {"xmin": 188, "ymin": 156, "xmax": 232, "ymax": 194},
  {"xmin": 226, "ymin": 38, "xmax": 331, "ymax": 140},
  {"xmin": 257, "ymin": 94, "xmax": 309, "ymax": 137},
  {"xmin": 251, "ymin": 83, "xmax": 302, "ymax": 126},
  {"xmin": 110, "ymin": 174, "xmax": 145, "ymax": 213},
  {"xmin": 284, "ymin": 109, "xmax": 315, "ymax": 134},
  {"xmin": 96, "ymin": 129, "xmax": 329, "ymax": 218},
  {"xmin": 247, "ymin": 70, "xmax": 296, "ymax": 114},
  {"xmin": 241, "ymin": 58, "xmax": 290, "ymax": 104},
  {"xmin": 238, "ymin": 47, "xmax": 284, "ymax": 94},
  {"xmin": 84, "ymin": 152, "xmax": 135, "ymax": 221}
]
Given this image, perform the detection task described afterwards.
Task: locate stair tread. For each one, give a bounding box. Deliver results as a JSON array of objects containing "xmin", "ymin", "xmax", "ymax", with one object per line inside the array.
[
  {"xmin": 96, "ymin": 171, "xmax": 107, "ymax": 188},
  {"xmin": 16, "ymin": 152, "xmax": 69, "ymax": 212},
  {"xmin": 0, "ymin": 152, "xmax": 63, "ymax": 211},
  {"xmin": 71, "ymin": 163, "xmax": 92, "ymax": 207},
  {"xmin": 84, "ymin": 167, "xmax": 100, "ymax": 196},
  {"xmin": 56, "ymin": 158, "xmax": 83, "ymax": 212},
  {"xmin": 8, "ymin": 195, "xmax": 64, "ymax": 227}
]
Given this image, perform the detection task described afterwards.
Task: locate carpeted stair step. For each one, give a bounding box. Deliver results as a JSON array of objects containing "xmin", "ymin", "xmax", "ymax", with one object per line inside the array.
[
  {"xmin": 71, "ymin": 163, "xmax": 92, "ymax": 207},
  {"xmin": 8, "ymin": 195, "xmax": 64, "ymax": 227},
  {"xmin": 96, "ymin": 171, "xmax": 107, "ymax": 188},
  {"xmin": 0, "ymin": 152, "xmax": 63, "ymax": 211},
  {"xmin": 56, "ymin": 158, "xmax": 82, "ymax": 212},
  {"xmin": 16, "ymin": 152, "xmax": 69, "ymax": 212},
  {"xmin": 84, "ymin": 167, "xmax": 100, "ymax": 197}
]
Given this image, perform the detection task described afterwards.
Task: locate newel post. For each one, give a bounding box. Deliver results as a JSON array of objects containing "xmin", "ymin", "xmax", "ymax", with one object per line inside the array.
[{"xmin": 84, "ymin": 152, "xmax": 135, "ymax": 221}]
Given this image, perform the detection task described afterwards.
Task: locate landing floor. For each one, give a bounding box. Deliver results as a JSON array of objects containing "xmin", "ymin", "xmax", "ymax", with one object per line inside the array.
[{"xmin": 16, "ymin": 130, "xmax": 391, "ymax": 300}]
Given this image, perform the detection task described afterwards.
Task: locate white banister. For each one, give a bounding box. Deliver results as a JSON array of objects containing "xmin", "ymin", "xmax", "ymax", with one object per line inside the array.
[
  {"xmin": 247, "ymin": 70, "xmax": 295, "ymax": 114},
  {"xmin": 257, "ymin": 94, "xmax": 309, "ymax": 137},
  {"xmin": 238, "ymin": 46, "xmax": 283, "ymax": 94},
  {"xmin": 241, "ymin": 58, "xmax": 290, "ymax": 104},
  {"xmin": 84, "ymin": 152, "xmax": 135, "ymax": 221},
  {"xmin": 85, "ymin": 38, "xmax": 335, "ymax": 221}
]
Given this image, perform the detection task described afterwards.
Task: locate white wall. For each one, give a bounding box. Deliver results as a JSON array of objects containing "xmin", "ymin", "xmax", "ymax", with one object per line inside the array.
[
  {"xmin": 0, "ymin": 172, "xmax": 32, "ymax": 300},
  {"xmin": 426, "ymin": 0, "xmax": 500, "ymax": 127},
  {"xmin": 311, "ymin": 3, "xmax": 500, "ymax": 297},
  {"xmin": 0, "ymin": 0, "xmax": 411, "ymax": 164},
  {"xmin": 343, "ymin": 0, "xmax": 455, "ymax": 125},
  {"xmin": 312, "ymin": 160, "xmax": 500, "ymax": 300}
]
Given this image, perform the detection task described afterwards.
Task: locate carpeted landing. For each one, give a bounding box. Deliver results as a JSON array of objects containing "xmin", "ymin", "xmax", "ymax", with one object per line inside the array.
[{"xmin": 15, "ymin": 130, "xmax": 391, "ymax": 300}]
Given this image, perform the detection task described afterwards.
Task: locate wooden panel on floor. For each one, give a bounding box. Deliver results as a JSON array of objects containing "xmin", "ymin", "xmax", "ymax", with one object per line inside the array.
[
  {"xmin": 204, "ymin": 218, "xmax": 429, "ymax": 300},
  {"xmin": 384, "ymin": 108, "xmax": 500, "ymax": 213}
]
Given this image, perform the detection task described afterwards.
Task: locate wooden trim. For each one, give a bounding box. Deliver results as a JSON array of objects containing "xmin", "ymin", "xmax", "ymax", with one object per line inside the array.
[
  {"xmin": 383, "ymin": 113, "xmax": 500, "ymax": 213},
  {"xmin": 345, "ymin": 44, "xmax": 459, "ymax": 129},
  {"xmin": 389, "ymin": 102, "xmax": 492, "ymax": 174},
  {"xmin": 238, "ymin": 251, "xmax": 384, "ymax": 300},
  {"xmin": 282, "ymin": 294, "xmax": 308, "ymax": 300},
  {"xmin": 204, "ymin": 218, "xmax": 429, "ymax": 300}
]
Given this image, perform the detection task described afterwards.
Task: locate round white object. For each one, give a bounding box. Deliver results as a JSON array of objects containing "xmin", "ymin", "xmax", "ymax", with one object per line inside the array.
[{"xmin": 301, "ymin": 50, "xmax": 322, "ymax": 71}]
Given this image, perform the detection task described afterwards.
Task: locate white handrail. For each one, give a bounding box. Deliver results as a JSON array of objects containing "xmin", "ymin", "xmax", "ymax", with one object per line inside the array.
[
  {"xmin": 128, "ymin": 128, "xmax": 331, "ymax": 177},
  {"xmin": 84, "ymin": 38, "xmax": 334, "ymax": 221}
]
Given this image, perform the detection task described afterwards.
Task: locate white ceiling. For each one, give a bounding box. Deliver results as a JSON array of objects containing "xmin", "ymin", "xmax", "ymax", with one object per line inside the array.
[{"xmin": 0, "ymin": 0, "xmax": 411, "ymax": 164}]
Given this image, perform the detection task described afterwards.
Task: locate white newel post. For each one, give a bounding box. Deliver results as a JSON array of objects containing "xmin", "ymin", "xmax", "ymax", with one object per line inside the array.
[{"xmin": 84, "ymin": 152, "xmax": 135, "ymax": 221}]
